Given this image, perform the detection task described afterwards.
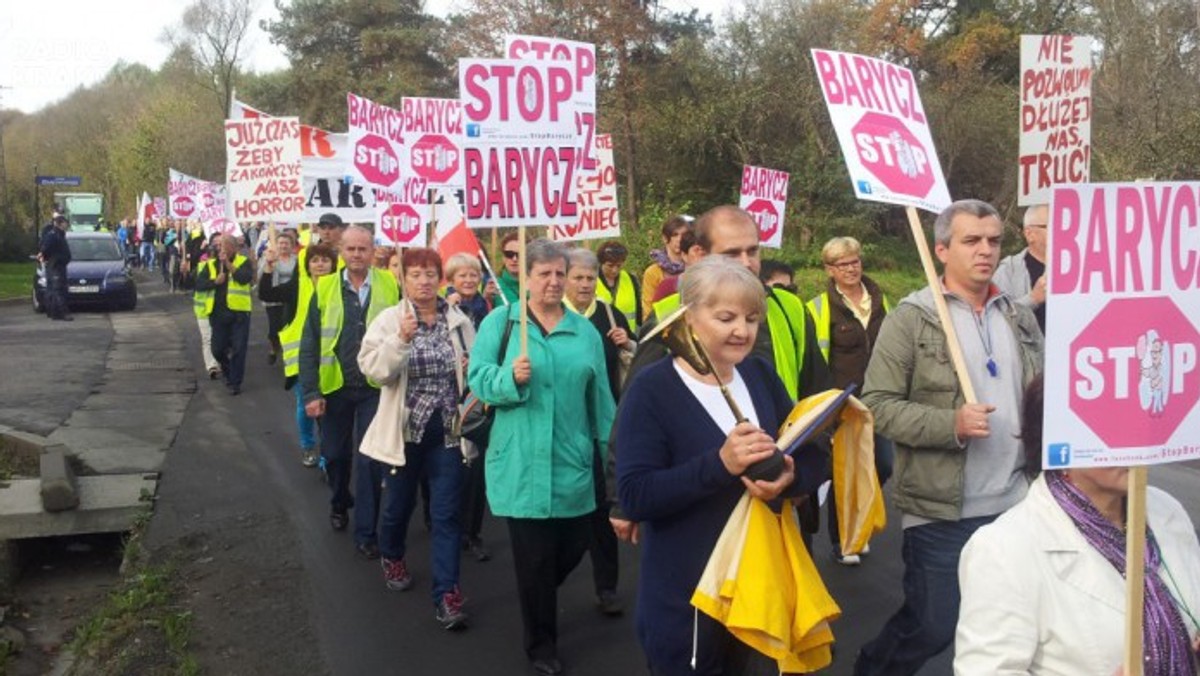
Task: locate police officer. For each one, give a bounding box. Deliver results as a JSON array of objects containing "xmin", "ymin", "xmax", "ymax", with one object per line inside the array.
[
  {"xmin": 195, "ymin": 233, "xmax": 254, "ymax": 394},
  {"xmin": 39, "ymin": 215, "xmax": 73, "ymax": 321}
]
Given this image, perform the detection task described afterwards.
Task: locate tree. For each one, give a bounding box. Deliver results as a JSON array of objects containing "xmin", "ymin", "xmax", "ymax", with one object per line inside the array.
[{"xmin": 163, "ymin": 0, "xmax": 257, "ymax": 117}]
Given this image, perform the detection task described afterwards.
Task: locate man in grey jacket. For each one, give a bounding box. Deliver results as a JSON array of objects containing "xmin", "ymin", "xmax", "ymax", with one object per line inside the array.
[
  {"xmin": 993, "ymin": 203, "xmax": 1048, "ymax": 333},
  {"xmin": 853, "ymin": 199, "xmax": 1043, "ymax": 676}
]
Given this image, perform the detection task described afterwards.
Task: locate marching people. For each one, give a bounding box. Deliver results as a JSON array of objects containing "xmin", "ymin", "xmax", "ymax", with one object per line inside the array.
[
  {"xmin": 185, "ymin": 226, "xmax": 221, "ymax": 378},
  {"xmin": 640, "ymin": 215, "xmax": 692, "ymax": 319},
  {"xmin": 445, "ymin": 252, "xmax": 497, "ymax": 328},
  {"xmin": 467, "ymin": 238, "xmax": 616, "ymax": 676},
  {"xmin": 994, "ymin": 203, "xmax": 1049, "ymax": 334},
  {"xmin": 648, "ymin": 227, "xmax": 705, "ymax": 304},
  {"xmin": 299, "ymin": 226, "xmax": 399, "ymax": 554},
  {"xmin": 258, "ymin": 230, "xmax": 297, "ymax": 366},
  {"xmin": 853, "ymin": 199, "xmax": 1044, "ymax": 675},
  {"xmin": 564, "ymin": 247, "xmax": 634, "ymax": 617},
  {"xmin": 194, "ymin": 233, "xmax": 254, "ymax": 395},
  {"xmin": 358, "ymin": 247, "xmax": 475, "ymax": 630},
  {"xmin": 141, "ymin": 219, "xmax": 157, "ymax": 270},
  {"xmin": 260, "ymin": 237, "xmax": 337, "ymax": 468},
  {"xmin": 594, "ymin": 240, "xmax": 642, "ymax": 333},
  {"xmin": 807, "ymin": 236, "xmax": 894, "ymax": 565},
  {"xmin": 38, "ymin": 214, "xmax": 73, "ymax": 321},
  {"xmin": 955, "ymin": 376, "xmax": 1200, "ymax": 675},
  {"xmin": 616, "ymin": 256, "xmax": 830, "ymax": 675}
]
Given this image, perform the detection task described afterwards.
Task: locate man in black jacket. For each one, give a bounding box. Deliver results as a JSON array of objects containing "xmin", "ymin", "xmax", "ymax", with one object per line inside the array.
[{"xmin": 38, "ymin": 215, "xmax": 73, "ymax": 321}]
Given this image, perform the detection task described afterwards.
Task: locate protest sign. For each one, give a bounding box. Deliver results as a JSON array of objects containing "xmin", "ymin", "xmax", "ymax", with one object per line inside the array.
[
  {"xmin": 811, "ymin": 49, "xmax": 951, "ymax": 214},
  {"xmin": 232, "ymin": 97, "xmax": 338, "ymax": 162},
  {"xmin": 1043, "ymin": 182, "xmax": 1200, "ymax": 469},
  {"xmin": 225, "ymin": 117, "xmax": 305, "ymax": 221},
  {"xmin": 505, "ymin": 35, "xmax": 598, "ymax": 174},
  {"xmin": 375, "ymin": 176, "xmax": 430, "ymax": 248},
  {"xmin": 401, "ymin": 97, "xmax": 464, "ymax": 189},
  {"xmin": 551, "ymin": 133, "xmax": 619, "ymax": 242},
  {"xmin": 1018, "ymin": 35, "xmax": 1092, "ymax": 206},
  {"xmin": 346, "ymin": 92, "xmax": 408, "ymax": 191},
  {"xmin": 297, "ymin": 133, "xmax": 377, "ymax": 224},
  {"xmin": 459, "ymin": 57, "xmax": 581, "ymax": 228},
  {"xmin": 739, "ymin": 165, "xmax": 789, "ymax": 248},
  {"xmin": 168, "ymin": 169, "xmax": 227, "ymax": 230},
  {"xmin": 153, "ymin": 197, "xmax": 166, "ymax": 221}
]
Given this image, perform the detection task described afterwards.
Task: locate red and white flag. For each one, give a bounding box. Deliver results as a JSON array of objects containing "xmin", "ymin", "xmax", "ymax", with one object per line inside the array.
[{"xmin": 432, "ymin": 189, "xmax": 478, "ymax": 263}]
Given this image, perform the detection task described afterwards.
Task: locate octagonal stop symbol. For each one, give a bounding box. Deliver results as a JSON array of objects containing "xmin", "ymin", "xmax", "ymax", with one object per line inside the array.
[
  {"xmin": 411, "ymin": 134, "xmax": 460, "ymax": 185},
  {"xmin": 355, "ymin": 134, "xmax": 400, "ymax": 188},
  {"xmin": 851, "ymin": 112, "xmax": 934, "ymax": 198},
  {"xmin": 380, "ymin": 203, "xmax": 422, "ymax": 245},
  {"xmin": 1070, "ymin": 297, "xmax": 1200, "ymax": 448},
  {"xmin": 744, "ymin": 199, "xmax": 780, "ymax": 242}
]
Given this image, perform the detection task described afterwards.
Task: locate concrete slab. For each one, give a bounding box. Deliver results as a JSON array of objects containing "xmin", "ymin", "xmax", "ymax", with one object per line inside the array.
[
  {"xmin": 0, "ymin": 475, "xmax": 156, "ymax": 539},
  {"xmin": 39, "ymin": 450, "xmax": 79, "ymax": 512},
  {"xmin": 74, "ymin": 393, "xmax": 192, "ymax": 412},
  {"xmin": 99, "ymin": 373, "xmax": 197, "ymax": 394},
  {"xmin": 46, "ymin": 427, "xmax": 175, "ymax": 474}
]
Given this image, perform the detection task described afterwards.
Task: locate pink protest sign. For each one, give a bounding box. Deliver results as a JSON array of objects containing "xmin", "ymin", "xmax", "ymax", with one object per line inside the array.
[
  {"xmin": 401, "ymin": 97, "xmax": 464, "ymax": 189},
  {"xmin": 459, "ymin": 57, "xmax": 581, "ymax": 228},
  {"xmin": 738, "ymin": 165, "xmax": 789, "ymax": 248},
  {"xmin": 1043, "ymin": 182, "xmax": 1200, "ymax": 468},
  {"xmin": 1018, "ymin": 35, "xmax": 1092, "ymax": 206},
  {"xmin": 225, "ymin": 117, "xmax": 305, "ymax": 221},
  {"xmin": 505, "ymin": 35, "xmax": 598, "ymax": 175},
  {"xmin": 374, "ymin": 174, "xmax": 430, "ymax": 247},
  {"xmin": 550, "ymin": 133, "xmax": 619, "ymax": 242},
  {"xmin": 811, "ymin": 49, "xmax": 951, "ymax": 214},
  {"xmin": 168, "ymin": 169, "xmax": 228, "ymax": 233},
  {"xmin": 346, "ymin": 92, "xmax": 408, "ymax": 190}
]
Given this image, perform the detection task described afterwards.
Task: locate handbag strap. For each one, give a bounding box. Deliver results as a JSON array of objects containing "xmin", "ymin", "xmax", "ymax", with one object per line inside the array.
[{"xmin": 461, "ymin": 311, "xmax": 515, "ymax": 404}]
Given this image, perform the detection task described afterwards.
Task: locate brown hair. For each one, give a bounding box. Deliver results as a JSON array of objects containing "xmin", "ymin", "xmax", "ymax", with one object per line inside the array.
[
  {"xmin": 661, "ymin": 215, "xmax": 692, "ymax": 240},
  {"xmin": 305, "ymin": 243, "xmax": 337, "ymax": 273},
  {"xmin": 401, "ymin": 247, "xmax": 443, "ymax": 279}
]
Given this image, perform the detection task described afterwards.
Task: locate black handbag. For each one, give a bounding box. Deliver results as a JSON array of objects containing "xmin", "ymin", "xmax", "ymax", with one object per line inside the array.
[{"xmin": 459, "ymin": 314, "xmax": 514, "ymax": 446}]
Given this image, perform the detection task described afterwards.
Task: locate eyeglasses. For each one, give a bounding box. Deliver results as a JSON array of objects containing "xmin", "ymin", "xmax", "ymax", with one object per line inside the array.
[
  {"xmin": 502, "ymin": 250, "xmax": 520, "ymax": 259},
  {"xmin": 826, "ymin": 259, "xmax": 862, "ymax": 270}
]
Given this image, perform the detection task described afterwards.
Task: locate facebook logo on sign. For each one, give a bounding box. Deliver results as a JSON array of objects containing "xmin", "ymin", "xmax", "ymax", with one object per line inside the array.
[
  {"xmin": 857, "ymin": 180, "xmax": 873, "ymax": 195},
  {"xmin": 1047, "ymin": 443, "xmax": 1071, "ymax": 467},
  {"xmin": 466, "ymin": 124, "xmax": 481, "ymax": 138}
]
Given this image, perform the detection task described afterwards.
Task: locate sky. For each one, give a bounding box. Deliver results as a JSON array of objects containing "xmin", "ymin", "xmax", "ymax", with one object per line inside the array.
[{"xmin": 0, "ymin": 0, "xmax": 736, "ymax": 115}]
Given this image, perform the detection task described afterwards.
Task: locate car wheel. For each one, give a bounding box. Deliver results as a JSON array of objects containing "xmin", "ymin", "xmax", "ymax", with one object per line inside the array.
[
  {"xmin": 118, "ymin": 292, "xmax": 137, "ymax": 312},
  {"xmin": 32, "ymin": 287, "xmax": 44, "ymax": 313}
]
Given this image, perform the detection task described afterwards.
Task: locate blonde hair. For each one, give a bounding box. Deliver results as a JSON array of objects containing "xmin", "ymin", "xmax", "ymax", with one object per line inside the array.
[
  {"xmin": 821, "ymin": 236, "xmax": 862, "ymax": 265},
  {"xmin": 680, "ymin": 256, "xmax": 766, "ymax": 317},
  {"xmin": 445, "ymin": 253, "xmax": 481, "ymax": 281}
]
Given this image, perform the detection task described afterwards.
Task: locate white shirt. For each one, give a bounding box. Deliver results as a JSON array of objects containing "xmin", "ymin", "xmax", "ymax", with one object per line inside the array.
[{"xmin": 674, "ymin": 360, "xmax": 759, "ymax": 433}]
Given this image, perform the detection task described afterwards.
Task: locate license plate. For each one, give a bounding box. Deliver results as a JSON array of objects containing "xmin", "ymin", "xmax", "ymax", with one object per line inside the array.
[{"xmin": 70, "ymin": 285, "xmax": 99, "ymax": 293}]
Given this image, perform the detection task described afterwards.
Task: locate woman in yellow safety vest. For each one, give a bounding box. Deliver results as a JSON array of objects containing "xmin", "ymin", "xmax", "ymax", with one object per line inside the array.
[{"xmin": 595, "ymin": 240, "xmax": 641, "ymax": 332}]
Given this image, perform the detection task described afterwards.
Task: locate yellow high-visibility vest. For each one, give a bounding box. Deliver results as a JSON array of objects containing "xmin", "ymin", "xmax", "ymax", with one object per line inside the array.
[
  {"xmin": 315, "ymin": 268, "xmax": 399, "ymax": 394},
  {"xmin": 807, "ymin": 291, "xmax": 891, "ymax": 362},
  {"xmin": 193, "ymin": 255, "xmax": 250, "ymax": 315},
  {"xmin": 279, "ymin": 249, "xmax": 345, "ymax": 378},
  {"xmin": 595, "ymin": 269, "xmax": 639, "ymax": 331}
]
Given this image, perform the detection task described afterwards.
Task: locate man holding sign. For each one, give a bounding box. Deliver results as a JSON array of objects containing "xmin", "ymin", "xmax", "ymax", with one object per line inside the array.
[{"xmin": 855, "ymin": 200, "xmax": 1043, "ymax": 675}]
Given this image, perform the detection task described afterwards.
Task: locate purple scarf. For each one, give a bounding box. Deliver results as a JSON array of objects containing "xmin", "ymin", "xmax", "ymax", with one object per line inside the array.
[
  {"xmin": 649, "ymin": 248, "xmax": 685, "ymax": 276},
  {"xmin": 1046, "ymin": 471, "xmax": 1198, "ymax": 675}
]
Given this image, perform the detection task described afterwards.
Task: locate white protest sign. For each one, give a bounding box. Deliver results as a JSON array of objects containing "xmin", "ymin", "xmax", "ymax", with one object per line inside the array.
[
  {"xmin": 1043, "ymin": 182, "xmax": 1200, "ymax": 469},
  {"xmin": 346, "ymin": 92, "xmax": 409, "ymax": 191},
  {"xmin": 168, "ymin": 169, "xmax": 227, "ymax": 231},
  {"xmin": 1018, "ymin": 35, "xmax": 1092, "ymax": 206},
  {"xmin": 551, "ymin": 133, "xmax": 619, "ymax": 242},
  {"xmin": 811, "ymin": 49, "xmax": 951, "ymax": 213},
  {"xmin": 505, "ymin": 35, "xmax": 598, "ymax": 175},
  {"xmin": 401, "ymin": 97, "xmax": 464, "ymax": 189},
  {"xmin": 739, "ymin": 165, "xmax": 789, "ymax": 248},
  {"xmin": 459, "ymin": 57, "xmax": 581, "ymax": 228},
  {"xmin": 225, "ymin": 117, "xmax": 305, "ymax": 221}
]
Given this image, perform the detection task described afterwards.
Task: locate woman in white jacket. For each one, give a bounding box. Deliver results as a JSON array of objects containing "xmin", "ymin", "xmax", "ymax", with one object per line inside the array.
[
  {"xmin": 358, "ymin": 247, "xmax": 476, "ymax": 631},
  {"xmin": 955, "ymin": 377, "xmax": 1200, "ymax": 675}
]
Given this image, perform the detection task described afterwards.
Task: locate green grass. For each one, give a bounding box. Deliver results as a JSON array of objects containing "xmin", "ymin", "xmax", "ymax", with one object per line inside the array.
[{"xmin": 0, "ymin": 261, "xmax": 33, "ymax": 300}]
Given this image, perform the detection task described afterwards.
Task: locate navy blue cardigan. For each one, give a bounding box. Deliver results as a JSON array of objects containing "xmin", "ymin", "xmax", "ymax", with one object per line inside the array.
[{"xmin": 617, "ymin": 356, "xmax": 829, "ymax": 675}]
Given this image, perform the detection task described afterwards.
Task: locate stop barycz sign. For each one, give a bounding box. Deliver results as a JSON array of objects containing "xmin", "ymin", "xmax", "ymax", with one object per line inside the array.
[
  {"xmin": 380, "ymin": 203, "xmax": 422, "ymax": 245},
  {"xmin": 355, "ymin": 134, "xmax": 401, "ymax": 188},
  {"xmin": 1069, "ymin": 297, "xmax": 1200, "ymax": 449},
  {"xmin": 411, "ymin": 134, "xmax": 460, "ymax": 185},
  {"xmin": 851, "ymin": 112, "xmax": 935, "ymax": 199},
  {"xmin": 744, "ymin": 199, "xmax": 780, "ymax": 242}
]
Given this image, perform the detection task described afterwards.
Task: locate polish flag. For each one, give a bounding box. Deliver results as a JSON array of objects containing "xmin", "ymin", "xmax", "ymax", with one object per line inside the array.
[{"xmin": 433, "ymin": 190, "xmax": 479, "ymax": 264}]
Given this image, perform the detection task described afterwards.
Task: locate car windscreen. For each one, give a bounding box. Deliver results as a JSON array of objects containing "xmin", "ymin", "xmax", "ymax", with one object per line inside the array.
[{"xmin": 69, "ymin": 238, "xmax": 123, "ymax": 262}]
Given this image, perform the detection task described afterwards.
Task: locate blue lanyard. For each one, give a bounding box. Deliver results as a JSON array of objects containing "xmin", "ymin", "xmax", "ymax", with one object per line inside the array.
[{"xmin": 973, "ymin": 307, "xmax": 999, "ymax": 378}]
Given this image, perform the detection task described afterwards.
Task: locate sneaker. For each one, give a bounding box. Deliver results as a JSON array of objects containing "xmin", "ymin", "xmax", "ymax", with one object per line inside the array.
[
  {"xmin": 596, "ymin": 590, "xmax": 624, "ymax": 617},
  {"xmin": 356, "ymin": 541, "xmax": 380, "ymax": 560},
  {"xmin": 208, "ymin": 367, "xmax": 220, "ymax": 380},
  {"xmin": 301, "ymin": 449, "xmax": 319, "ymax": 468},
  {"xmin": 833, "ymin": 548, "xmax": 861, "ymax": 566},
  {"xmin": 861, "ymin": 543, "xmax": 871, "ymax": 556},
  {"xmin": 435, "ymin": 587, "xmax": 469, "ymax": 630},
  {"xmin": 382, "ymin": 557, "xmax": 413, "ymax": 591},
  {"xmin": 330, "ymin": 509, "xmax": 348, "ymax": 531},
  {"xmin": 463, "ymin": 536, "xmax": 491, "ymax": 562}
]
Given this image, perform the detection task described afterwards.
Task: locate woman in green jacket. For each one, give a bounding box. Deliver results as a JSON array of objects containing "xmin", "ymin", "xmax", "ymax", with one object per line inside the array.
[{"xmin": 467, "ymin": 238, "xmax": 615, "ymax": 676}]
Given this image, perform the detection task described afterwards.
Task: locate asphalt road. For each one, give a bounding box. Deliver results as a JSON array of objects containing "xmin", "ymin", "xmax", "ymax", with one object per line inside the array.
[{"xmin": 5, "ymin": 274, "xmax": 1200, "ymax": 676}]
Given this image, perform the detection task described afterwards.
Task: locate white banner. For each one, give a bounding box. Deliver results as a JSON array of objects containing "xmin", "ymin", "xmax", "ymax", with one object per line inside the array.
[
  {"xmin": 551, "ymin": 133, "xmax": 619, "ymax": 241},
  {"xmin": 1018, "ymin": 35, "xmax": 1092, "ymax": 206},
  {"xmin": 167, "ymin": 169, "xmax": 227, "ymax": 230},
  {"xmin": 225, "ymin": 117, "xmax": 305, "ymax": 222}
]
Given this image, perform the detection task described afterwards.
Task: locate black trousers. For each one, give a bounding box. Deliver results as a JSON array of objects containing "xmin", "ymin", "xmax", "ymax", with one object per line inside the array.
[
  {"xmin": 588, "ymin": 448, "xmax": 618, "ymax": 594},
  {"xmin": 506, "ymin": 515, "xmax": 590, "ymax": 661},
  {"xmin": 45, "ymin": 267, "xmax": 70, "ymax": 319},
  {"xmin": 460, "ymin": 446, "xmax": 487, "ymax": 540},
  {"xmin": 209, "ymin": 310, "xmax": 250, "ymax": 388},
  {"xmin": 264, "ymin": 304, "xmax": 285, "ymax": 353}
]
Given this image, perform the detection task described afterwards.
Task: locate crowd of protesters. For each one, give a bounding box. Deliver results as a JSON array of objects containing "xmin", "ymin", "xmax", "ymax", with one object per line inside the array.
[{"xmin": 150, "ymin": 201, "xmax": 1199, "ymax": 676}]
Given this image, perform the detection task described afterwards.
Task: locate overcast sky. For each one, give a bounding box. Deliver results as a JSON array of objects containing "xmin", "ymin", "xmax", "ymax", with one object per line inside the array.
[{"xmin": 0, "ymin": 0, "xmax": 734, "ymax": 115}]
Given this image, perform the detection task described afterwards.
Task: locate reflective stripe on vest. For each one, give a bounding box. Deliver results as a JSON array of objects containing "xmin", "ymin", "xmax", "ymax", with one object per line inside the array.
[
  {"xmin": 315, "ymin": 268, "xmax": 400, "ymax": 395},
  {"xmin": 596, "ymin": 269, "xmax": 639, "ymax": 332},
  {"xmin": 807, "ymin": 293, "xmax": 832, "ymax": 362},
  {"xmin": 279, "ymin": 249, "xmax": 345, "ymax": 378},
  {"xmin": 225, "ymin": 254, "xmax": 252, "ymax": 312}
]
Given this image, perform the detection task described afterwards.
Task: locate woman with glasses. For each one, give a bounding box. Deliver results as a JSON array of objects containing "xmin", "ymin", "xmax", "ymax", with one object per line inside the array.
[{"xmin": 806, "ymin": 236, "xmax": 894, "ymax": 565}]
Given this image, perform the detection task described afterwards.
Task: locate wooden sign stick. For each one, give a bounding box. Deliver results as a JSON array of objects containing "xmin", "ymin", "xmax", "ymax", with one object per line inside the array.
[
  {"xmin": 905, "ymin": 206, "xmax": 978, "ymax": 404},
  {"xmin": 518, "ymin": 227, "xmax": 529, "ymax": 357},
  {"xmin": 1123, "ymin": 466, "xmax": 1149, "ymax": 676}
]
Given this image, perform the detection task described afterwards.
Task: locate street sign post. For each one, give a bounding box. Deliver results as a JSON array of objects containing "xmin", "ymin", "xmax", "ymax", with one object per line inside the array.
[{"xmin": 35, "ymin": 176, "xmax": 82, "ymax": 187}]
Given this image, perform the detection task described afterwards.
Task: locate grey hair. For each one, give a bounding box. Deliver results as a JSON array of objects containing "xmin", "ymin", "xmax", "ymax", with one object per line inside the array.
[
  {"xmin": 525, "ymin": 238, "xmax": 570, "ymax": 274},
  {"xmin": 567, "ymin": 247, "xmax": 599, "ymax": 273},
  {"xmin": 344, "ymin": 224, "xmax": 374, "ymax": 244},
  {"xmin": 680, "ymin": 255, "xmax": 766, "ymax": 317},
  {"xmin": 1023, "ymin": 204, "xmax": 1049, "ymax": 228},
  {"xmin": 933, "ymin": 199, "xmax": 1001, "ymax": 246}
]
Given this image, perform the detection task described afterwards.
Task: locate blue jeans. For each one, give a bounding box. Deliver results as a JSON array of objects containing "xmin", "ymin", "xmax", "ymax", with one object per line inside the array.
[
  {"xmin": 378, "ymin": 411, "xmax": 463, "ymax": 604},
  {"xmin": 294, "ymin": 386, "xmax": 316, "ymax": 451},
  {"xmin": 320, "ymin": 388, "xmax": 383, "ymax": 547},
  {"xmin": 140, "ymin": 241, "xmax": 155, "ymax": 269},
  {"xmin": 853, "ymin": 515, "xmax": 996, "ymax": 676}
]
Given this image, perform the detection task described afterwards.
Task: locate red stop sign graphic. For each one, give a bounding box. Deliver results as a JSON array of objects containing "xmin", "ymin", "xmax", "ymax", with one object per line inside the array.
[
  {"xmin": 380, "ymin": 203, "xmax": 422, "ymax": 245},
  {"xmin": 1070, "ymin": 297, "xmax": 1200, "ymax": 448},
  {"xmin": 411, "ymin": 134, "xmax": 459, "ymax": 185},
  {"xmin": 355, "ymin": 134, "xmax": 400, "ymax": 188},
  {"xmin": 172, "ymin": 196, "xmax": 195, "ymax": 217},
  {"xmin": 851, "ymin": 112, "xmax": 934, "ymax": 199},
  {"xmin": 744, "ymin": 199, "xmax": 780, "ymax": 242}
]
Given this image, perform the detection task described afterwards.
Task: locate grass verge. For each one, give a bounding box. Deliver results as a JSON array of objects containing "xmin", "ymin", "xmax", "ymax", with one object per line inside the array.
[{"xmin": 0, "ymin": 261, "xmax": 33, "ymax": 300}]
